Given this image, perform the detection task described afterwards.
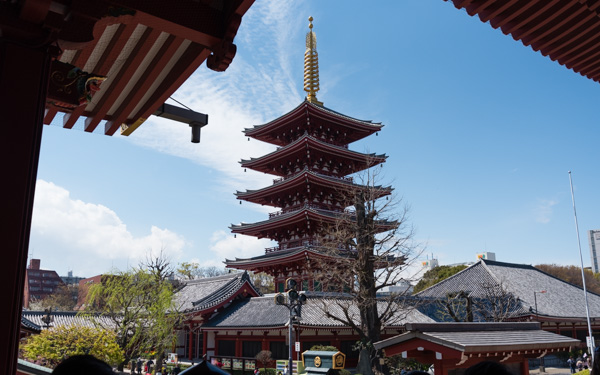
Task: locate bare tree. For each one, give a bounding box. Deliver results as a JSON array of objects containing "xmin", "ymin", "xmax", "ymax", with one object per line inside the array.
[
  {"xmin": 312, "ymin": 163, "xmax": 422, "ymax": 375},
  {"xmin": 142, "ymin": 247, "xmax": 174, "ymax": 282},
  {"xmin": 437, "ymin": 281, "xmax": 523, "ymax": 322}
]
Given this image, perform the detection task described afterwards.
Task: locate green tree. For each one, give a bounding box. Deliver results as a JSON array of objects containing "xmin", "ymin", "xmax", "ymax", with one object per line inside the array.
[
  {"xmin": 413, "ymin": 265, "xmax": 468, "ymax": 294},
  {"xmin": 83, "ymin": 268, "xmax": 181, "ymax": 371},
  {"xmin": 177, "ymin": 262, "xmax": 200, "ymax": 280},
  {"xmin": 21, "ymin": 325, "xmax": 124, "ymax": 368},
  {"xmin": 535, "ymin": 264, "xmax": 600, "ymax": 294},
  {"xmin": 28, "ymin": 284, "xmax": 79, "ymax": 311}
]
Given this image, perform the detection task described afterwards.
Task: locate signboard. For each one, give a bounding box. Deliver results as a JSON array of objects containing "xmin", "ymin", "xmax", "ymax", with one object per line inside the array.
[
  {"xmin": 295, "ymin": 342, "xmax": 300, "ymax": 352},
  {"xmin": 276, "ymin": 360, "xmax": 299, "ymax": 375},
  {"xmin": 245, "ymin": 360, "xmax": 256, "ymax": 371},
  {"xmin": 221, "ymin": 358, "xmax": 231, "ymax": 370},
  {"xmin": 167, "ymin": 353, "xmax": 178, "ymax": 364},
  {"xmin": 233, "ymin": 359, "xmax": 243, "ymax": 370}
]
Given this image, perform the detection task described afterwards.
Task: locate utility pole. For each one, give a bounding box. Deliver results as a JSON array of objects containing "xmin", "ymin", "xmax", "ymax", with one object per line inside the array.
[{"xmin": 275, "ymin": 279, "xmax": 307, "ymax": 375}]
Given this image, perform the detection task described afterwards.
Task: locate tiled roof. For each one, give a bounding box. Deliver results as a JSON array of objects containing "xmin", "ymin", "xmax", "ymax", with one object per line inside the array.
[
  {"xmin": 416, "ymin": 259, "xmax": 600, "ymax": 319},
  {"xmin": 374, "ymin": 322, "xmax": 580, "ymax": 353},
  {"xmin": 175, "ymin": 271, "xmax": 260, "ymax": 313},
  {"xmin": 203, "ymin": 294, "xmax": 435, "ymax": 329},
  {"xmin": 21, "ymin": 316, "xmax": 41, "ymax": 332},
  {"xmin": 21, "ymin": 311, "xmax": 115, "ymax": 329}
]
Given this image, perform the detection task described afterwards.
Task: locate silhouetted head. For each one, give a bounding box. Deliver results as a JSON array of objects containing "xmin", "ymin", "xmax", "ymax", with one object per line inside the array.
[
  {"xmin": 52, "ymin": 355, "xmax": 113, "ymax": 375},
  {"xmin": 465, "ymin": 361, "xmax": 513, "ymax": 375}
]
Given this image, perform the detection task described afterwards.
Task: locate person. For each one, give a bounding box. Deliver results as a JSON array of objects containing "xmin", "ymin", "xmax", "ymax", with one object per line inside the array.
[
  {"xmin": 173, "ymin": 364, "xmax": 181, "ymax": 375},
  {"xmin": 592, "ymin": 348, "xmax": 600, "ymax": 375},
  {"xmin": 147, "ymin": 359, "xmax": 155, "ymax": 375},
  {"xmin": 52, "ymin": 355, "xmax": 113, "ymax": 375},
  {"xmin": 137, "ymin": 358, "xmax": 143, "ymax": 375},
  {"xmin": 568, "ymin": 356, "xmax": 577, "ymax": 374},
  {"xmin": 465, "ymin": 361, "xmax": 513, "ymax": 375}
]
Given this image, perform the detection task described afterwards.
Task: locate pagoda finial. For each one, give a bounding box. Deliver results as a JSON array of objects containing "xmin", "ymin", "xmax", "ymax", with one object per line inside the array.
[{"xmin": 304, "ymin": 16, "xmax": 323, "ymax": 106}]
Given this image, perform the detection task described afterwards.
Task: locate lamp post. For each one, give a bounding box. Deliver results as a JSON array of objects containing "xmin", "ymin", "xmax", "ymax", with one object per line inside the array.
[
  {"xmin": 533, "ymin": 291, "xmax": 547, "ymax": 372},
  {"xmin": 275, "ymin": 279, "xmax": 307, "ymax": 375}
]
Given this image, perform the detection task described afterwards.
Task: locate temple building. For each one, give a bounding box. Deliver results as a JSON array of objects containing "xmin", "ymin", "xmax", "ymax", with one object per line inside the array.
[{"xmin": 226, "ymin": 17, "xmax": 392, "ymax": 293}]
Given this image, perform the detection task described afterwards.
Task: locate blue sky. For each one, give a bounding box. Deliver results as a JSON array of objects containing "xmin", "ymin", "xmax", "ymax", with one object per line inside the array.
[{"xmin": 31, "ymin": 1, "xmax": 600, "ymax": 278}]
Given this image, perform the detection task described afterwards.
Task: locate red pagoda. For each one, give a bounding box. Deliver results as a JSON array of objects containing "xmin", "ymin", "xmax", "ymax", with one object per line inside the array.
[{"xmin": 226, "ymin": 18, "xmax": 391, "ymax": 292}]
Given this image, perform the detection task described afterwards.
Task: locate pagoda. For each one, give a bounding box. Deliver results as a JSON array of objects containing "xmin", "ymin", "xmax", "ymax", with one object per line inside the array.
[{"xmin": 226, "ymin": 18, "xmax": 391, "ymax": 292}]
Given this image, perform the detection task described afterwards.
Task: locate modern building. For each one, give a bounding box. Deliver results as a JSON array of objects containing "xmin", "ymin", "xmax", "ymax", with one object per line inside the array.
[
  {"xmin": 23, "ymin": 259, "xmax": 64, "ymax": 309},
  {"xmin": 589, "ymin": 230, "xmax": 600, "ymax": 273},
  {"xmin": 60, "ymin": 271, "xmax": 85, "ymax": 286},
  {"xmin": 226, "ymin": 18, "xmax": 391, "ymax": 293}
]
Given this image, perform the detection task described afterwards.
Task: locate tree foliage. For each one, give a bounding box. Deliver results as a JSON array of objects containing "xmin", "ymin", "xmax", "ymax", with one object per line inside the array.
[
  {"xmin": 535, "ymin": 264, "xmax": 600, "ymax": 294},
  {"xmin": 412, "ymin": 265, "xmax": 468, "ymax": 294},
  {"xmin": 83, "ymin": 268, "xmax": 180, "ymax": 371},
  {"xmin": 28, "ymin": 284, "xmax": 79, "ymax": 311},
  {"xmin": 313, "ymin": 164, "xmax": 421, "ymax": 375},
  {"xmin": 20, "ymin": 325, "xmax": 124, "ymax": 368},
  {"xmin": 249, "ymin": 272, "xmax": 274, "ymax": 295},
  {"xmin": 176, "ymin": 262, "xmax": 228, "ymax": 280}
]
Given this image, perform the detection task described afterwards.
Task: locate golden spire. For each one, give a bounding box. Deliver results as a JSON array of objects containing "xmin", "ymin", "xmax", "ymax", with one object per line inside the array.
[{"xmin": 304, "ymin": 16, "xmax": 323, "ymax": 106}]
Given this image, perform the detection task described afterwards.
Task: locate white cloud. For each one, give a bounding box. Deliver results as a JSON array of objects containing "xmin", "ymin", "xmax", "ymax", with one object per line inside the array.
[
  {"xmin": 30, "ymin": 180, "xmax": 186, "ymax": 275},
  {"xmin": 208, "ymin": 230, "xmax": 272, "ymax": 263},
  {"xmin": 127, "ymin": 1, "xmax": 308, "ymax": 196},
  {"xmin": 534, "ymin": 198, "xmax": 558, "ymax": 224}
]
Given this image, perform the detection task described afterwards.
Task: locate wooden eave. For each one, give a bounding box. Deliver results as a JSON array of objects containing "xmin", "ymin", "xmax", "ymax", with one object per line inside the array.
[
  {"xmin": 9, "ymin": 0, "xmax": 255, "ymax": 135},
  {"xmin": 224, "ymin": 248, "xmax": 332, "ymax": 269},
  {"xmin": 244, "ymin": 101, "xmax": 383, "ymax": 146},
  {"xmin": 230, "ymin": 207, "xmax": 340, "ymax": 238},
  {"xmin": 444, "ymin": 0, "xmax": 600, "ymax": 83},
  {"xmin": 240, "ymin": 134, "xmax": 387, "ymax": 176},
  {"xmin": 236, "ymin": 168, "xmax": 392, "ymax": 207}
]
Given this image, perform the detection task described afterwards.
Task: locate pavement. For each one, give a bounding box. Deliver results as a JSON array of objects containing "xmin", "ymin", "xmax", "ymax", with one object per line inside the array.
[{"xmin": 529, "ymin": 368, "xmax": 574, "ymax": 375}]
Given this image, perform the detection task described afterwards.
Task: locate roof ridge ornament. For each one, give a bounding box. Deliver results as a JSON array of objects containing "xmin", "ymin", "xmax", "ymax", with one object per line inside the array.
[{"xmin": 304, "ymin": 17, "xmax": 323, "ymax": 106}]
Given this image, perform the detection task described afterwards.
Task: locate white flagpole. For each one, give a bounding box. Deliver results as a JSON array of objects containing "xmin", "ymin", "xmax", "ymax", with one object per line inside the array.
[{"xmin": 569, "ymin": 171, "xmax": 595, "ymax": 361}]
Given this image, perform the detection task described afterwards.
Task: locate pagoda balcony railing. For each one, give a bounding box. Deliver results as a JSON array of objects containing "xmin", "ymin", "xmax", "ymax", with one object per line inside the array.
[
  {"xmin": 268, "ymin": 204, "xmax": 344, "ymax": 218},
  {"xmin": 265, "ymin": 239, "xmax": 356, "ymax": 253},
  {"xmin": 272, "ymin": 172, "xmax": 353, "ymax": 185}
]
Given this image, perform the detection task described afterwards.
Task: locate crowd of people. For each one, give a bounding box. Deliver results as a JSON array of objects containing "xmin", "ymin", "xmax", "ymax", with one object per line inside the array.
[{"xmin": 49, "ymin": 351, "xmax": 600, "ymax": 375}]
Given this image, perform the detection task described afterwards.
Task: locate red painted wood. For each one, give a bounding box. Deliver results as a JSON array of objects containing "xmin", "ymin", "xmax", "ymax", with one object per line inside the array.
[{"xmin": 104, "ymin": 34, "xmax": 184, "ymax": 135}]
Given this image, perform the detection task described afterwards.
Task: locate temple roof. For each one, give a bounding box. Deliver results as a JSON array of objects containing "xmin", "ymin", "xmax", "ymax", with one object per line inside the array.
[
  {"xmin": 34, "ymin": 0, "xmax": 254, "ymax": 135},
  {"xmin": 444, "ymin": 0, "xmax": 600, "ymax": 84},
  {"xmin": 244, "ymin": 101, "xmax": 383, "ymax": 147},
  {"xmin": 202, "ymin": 294, "xmax": 434, "ymax": 329},
  {"xmin": 224, "ymin": 247, "xmax": 331, "ymax": 270},
  {"xmin": 21, "ymin": 311, "xmax": 116, "ymax": 329},
  {"xmin": 175, "ymin": 271, "xmax": 260, "ymax": 313},
  {"xmin": 241, "ymin": 133, "xmax": 387, "ymax": 176},
  {"xmin": 236, "ymin": 168, "xmax": 392, "ymax": 208},
  {"xmin": 416, "ymin": 259, "xmax": 600, "ymax": 320}
]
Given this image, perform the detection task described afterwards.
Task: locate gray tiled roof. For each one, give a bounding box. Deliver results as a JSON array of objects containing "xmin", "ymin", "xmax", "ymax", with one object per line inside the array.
[
  {"xmin": 416, "ymin": 259, "xmax": 600, "ymax": 319},
  {"xmin": 175, "ymin": 271, "xmax": 260, "ymax": 313},
  {"xmin": 21, "ymin": 311, "xmax": 115, "ymax": 329},
  {"xmin": 21, "ymin": 316, "xmax": 41, "ymax": 332},
  {"xmin": 374, "ymin": 322, "xmax": 580, "ymax": 352},
  {"xmin": 203, "ymin": 294, "xmax": 435, "ymax": 328}
]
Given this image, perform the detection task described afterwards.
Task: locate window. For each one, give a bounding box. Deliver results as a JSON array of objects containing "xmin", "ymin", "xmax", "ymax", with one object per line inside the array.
[
  {"xmin": 302, "ymin": 280, "xmax": 309, "ymax": 291},
  {"xmin": 269, "ymin": 341, "xmax": 288, "ymax": 359},
  {"xmin": 218, "ymin": 340, "xmax": 235, "ymax": 357},
  {"xmin": 242, "ymin": 341, "xmax": 262, "ymax": 358},
  {"xmin": 314, "ymin": 281, "xmax": 322, "ymax": 292},
  {"xmin": 30, "ymin": 287, "xmax": 40, "ymax": 291}
]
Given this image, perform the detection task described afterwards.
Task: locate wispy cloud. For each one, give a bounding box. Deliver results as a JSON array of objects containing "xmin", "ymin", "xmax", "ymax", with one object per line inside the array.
[
  {"xmin": 30, "ymin": 180, "xmax": 186, "ymax": 275},
  {"xmin": 128, "ymin": 2, "xmax": 308, "ymax": 195},
  {"xmin": 534, "ymin": 198, "xmax": 558, "ymax": 224}
]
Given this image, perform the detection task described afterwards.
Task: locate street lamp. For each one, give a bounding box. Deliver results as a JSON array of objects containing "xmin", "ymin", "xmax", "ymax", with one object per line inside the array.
[{"xmin": 275, "ymin": 279, "xmax": 307, "ymax": 375}]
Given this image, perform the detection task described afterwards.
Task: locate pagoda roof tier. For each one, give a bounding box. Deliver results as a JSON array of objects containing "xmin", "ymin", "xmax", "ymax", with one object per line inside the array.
[
  {"xmin": 224, "ymin": 247, "xmax": 338, "ymax": 273},
  {"xmin": 244, "ymin": 101, "xmax": 383, "ymax": 147},
  {"xmin": 236, "ymin": 168, "xmax": 392, "ymax": 208},
  {"xmin": 231, "ymin": 205, "xmax": 397, "ymax": 240},
  {"xmin": 241, "ymin": 134, "xmax": 387, "ymax": 177}
]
